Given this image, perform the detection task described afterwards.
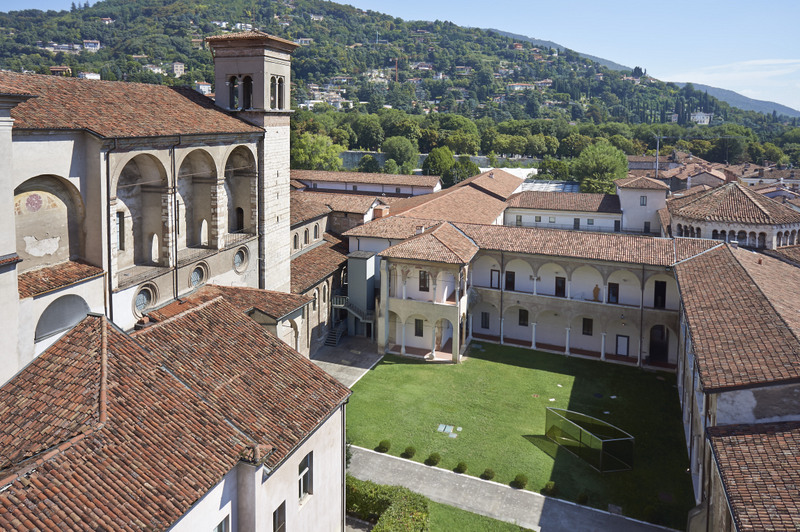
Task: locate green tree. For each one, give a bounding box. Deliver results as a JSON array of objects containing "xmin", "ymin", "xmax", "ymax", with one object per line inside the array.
[
  {"xmin": 572, "ymin": 143, "xmax": 628, "ymax": 193},
  {"xmin": 443, "ymin": 156, "xmax": 480, "ymax": 187},
  {"xmin": 537, "ymin": 156, "xmax": 571, "ymax": 180},
  {"xmin": 351, "ymin": 114, "xmax": 384, "ymax": 151},
  {"xmin": 357, "ymin": 154, "xmax": 381, "ymax": 173},
  {"xmin": 382, "ymin": 136, "xmax": 419, "ymax": 168},
  {"xmin": 291, "ymin": 133, "xmax": 344, "ymax": 171},
  {"xmin": 422, "ymin": 146, "xmax": 455, "ymax": 177},
  {"xmin": 383, "ymin": 159, "xmax": 400, "ymax": 174}
]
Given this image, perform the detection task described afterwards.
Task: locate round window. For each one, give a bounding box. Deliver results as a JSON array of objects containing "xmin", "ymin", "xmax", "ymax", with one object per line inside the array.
[
  {"xmin": 233, "ymin": 247, "xmax": 248, "ymax": 273},
  {"xmin": 135, "ymin": 286, "xmax": 153, "ymax": 313},
  {"xmin": 190, "ymin": 266, "xmax": 205, "ymax": 287}
]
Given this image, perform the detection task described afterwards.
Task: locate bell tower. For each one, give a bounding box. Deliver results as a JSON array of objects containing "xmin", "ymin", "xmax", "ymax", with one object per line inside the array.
[{"xmin": 208, "ymin": 31, "xmax": 299, "ymax": 293}]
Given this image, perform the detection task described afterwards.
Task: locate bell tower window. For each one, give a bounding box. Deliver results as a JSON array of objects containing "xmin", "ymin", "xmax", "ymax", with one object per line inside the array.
[
  {"xmin": 242, "ymin": 76, "xmax": 253, "ymax": 109},
  {"xmin": 228, "ymin": 76, "xmax": 239, "ymax": 110},
  {"xmin": 278, "ymin": 77, "xmax": 285, "ymax": 109},
  {"xmin": 270, "ymin": 76, "xmax": 277, "ymax": 109}
]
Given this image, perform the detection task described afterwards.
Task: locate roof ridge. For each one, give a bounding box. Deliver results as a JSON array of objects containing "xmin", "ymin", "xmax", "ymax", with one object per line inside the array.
[
  {"xmin": 137, "ymin": 296, "xmax": 226, "ymax": 332},
  {"xmin": 736, "ymin": 182, "xmax": 778, "ymax": 219},
  {"xmin": 671, "ymin": 241, "xmax": 724, "ymax": 266},
  {"xmin": 431, "ymin": 223, "xmax": 468, "ymax": 262}
]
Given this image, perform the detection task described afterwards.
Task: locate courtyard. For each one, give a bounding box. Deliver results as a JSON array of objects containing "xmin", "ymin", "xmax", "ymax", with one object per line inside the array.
[{"xmin": 346, "ymin": 342, "xmax": 694, "ymax": 529}]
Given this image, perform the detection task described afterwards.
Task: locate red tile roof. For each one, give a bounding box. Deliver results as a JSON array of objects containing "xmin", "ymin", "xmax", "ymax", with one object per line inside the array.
[
  {"xmin": 17, "ymin": 260, "xmax": 104, "ymax": 299},
  {"xmin": 708, "ymin": 422, "xmax": 800, "ymax": 531},
  {"xmin": 290, "ymin": 191, "xmax": 331, "ymax": 226},
  {"xmin": 292, "ymin": 169, "xmax": 441, "ymax": 188},
  {"xmin": 343, "ymin": 216, "xmax": 441, "ymax": 240},
  {"xmin": 292, "ymin": 190, "xmax": 379, "ymax": 215},
  {"xmin": 0, "ymin": 303, "xmax": 349, "ymax": 530},
  {"xmin": 291, "ymin": 233, "xmax": 348, "ymax": 294},
  {"xmin": 765, "ymin": 245, "xmax": 800, "ymax": 266},
  {"xmin": 460, "ymin": 169, "xmax": 523, "ymax": 200},
  {"xmin": 147, "ymin": 284, "xmax": 311, "ymax": 322},
  {"xmin": 667, "ymin": 182, "xmax": 800, "ymax": 225},
  {"xmin": 661, "ymin": 162, "xmax": 726, "ymax": 182},
  {"xmin": 206, "ymin": 30, "xmax": 299, "ymax": 50},
  {"xmin": 398, "ymin": 186, "xmax": 508, "ymax": 224},
  {"xmin": 455, "ymin": 223, "xmax": 720, "ymax": 266},
  {"xmin": 506, "ymin": 191, "xmax": 621, "ymax": 213},
  {"xmin": 1, "ymin": 71, "xmax": 262, "ymax": 138},
  {"xmin": 615, "ymin": 175, "xmax": 670, "ymax": 190},
  {"xmin": 674, "ymin": 245, "xmax": 800, "ymax": 391},
  {"xmin": 381, "ymin": 223, "xmax": 478, "ymax": 264}
]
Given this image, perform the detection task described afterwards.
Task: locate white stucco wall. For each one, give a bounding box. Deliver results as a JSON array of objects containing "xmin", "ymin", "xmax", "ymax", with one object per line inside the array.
[
  {"xmin": 169, "ymin": 468, "xmax": 238, "ymax": 532},
  {"xmin": 504, "ymin": 208, "xmax": 620, "ymax": 232}
]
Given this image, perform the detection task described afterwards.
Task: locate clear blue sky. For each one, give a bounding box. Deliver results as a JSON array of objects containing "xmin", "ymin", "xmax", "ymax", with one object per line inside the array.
[{"xmin": 12, "ymin": 0, "xmax": 800, "ymax": 112}]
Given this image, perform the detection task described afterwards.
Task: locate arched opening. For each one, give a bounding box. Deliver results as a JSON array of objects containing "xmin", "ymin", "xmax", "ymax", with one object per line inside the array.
[
  {"xmin": 644, "ymin": 274, "xmax": 677, "ymax": 310},
  {"xmin": 535, "ymin": 310, "xmax": 567, "ymax": 352},
  {"xmin": 503, "ymin": 304, "xmax": 531, "ymax": 345},
  {"xmin": 504, "ymin": 259, "xmax": 534, "ymax": 293},
  {"xmin": 199, "ymin": 219, "xmax": 209, "ymax": 246},
  {"xmin": 792, "ymin": 230, "xmax": 797, "ymax": 245},
  {"xmin": 737, "ymin": 230, "xmax": 747, "ymax": 244},
  {"xmin": 695, "ymin": 227, "xmax": 701, "ymax": 238},
  {"xmin": 676, "ymin": 224, "xmax": 683, "ymax": 237},
  {"xmin": 711, "ymin": 229, "xmax": 719, "ymax": 240},
  {"xmin": 242, "ymin": 76, "xmax": 253, "ymax": 109},
  {"xmin": 224, "ymin": 146, "xmax": 257, "ymax": 236},
  {"xmin": 278, "ymin": 77, "xmax": 285, "ymax": 109},
  {"xmin": 403, "ymin": 314, "xmax": 431, "ymax": 353},
  {"xmin": 228, "ymin": 76, "xmax": 239, "ymax": 110},
  {"xmin": 177, "ymin": 149, "xmax": 216, "ymax": 249},
  {"xmin": 607, "ymin": 270, "xmax": 641, "ymax": 307},
  {"xmin": 115, "ymin": 154, "xmax": 169, "ymax": 269},
  {"xmin": 304, "ymin": 229, "xmax": 309, "ymax": 245},
  {"xmin": 433, "ymin": 318, "xmax": 454, "ymax": 354},
  {"xmin": 758, "ymin": 232, "xmax": 766, "ymax": 248},
  {"xmin": 570, "ymin": 314, "xmax": 601, "ymax": 356},
  {"xmin": 314, "ymin": 223, "xmax": 320, "ymax": 240},
  {"xmin": 14, "ymin": 175, "xmax": 85, "ymax": 272},
  {"xmin": 472, "ymin": 302, "xmax": 499, "ymax": 339},
  {"xmin": 472, "ymin": 255, "xmax": 501, "ymax": 289},
  {"xmin": 571, "ymin": 265, "xmax": 603, "ymax": 302},
  {"xmin": 293, "ymin": 233, "xmax": 299, "ymax": 250},
  {"xmin": 35, "ymin": 294, "xmax": 90, "ymax": 342},
  {"xmin": 538, "ymin": 262, "xmax": 568, "ymax": 297},
  {"xmin": 748, "ymin": 232, "xmax": 756, "ymax": 247},
  {"xmin": 270, "ymin": 76, "xmax": 277, "ymax": 110}
]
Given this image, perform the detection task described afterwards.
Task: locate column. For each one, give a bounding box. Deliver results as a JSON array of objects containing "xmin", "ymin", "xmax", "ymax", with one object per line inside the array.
[
  {"xmin": 601, "ymin": 332, "xmax": 607, "ymax": 361},
  {"xmin": 602, "ymin": 283, "xmax": 607, "ymax": 304},
  {"xmin": 468, "ymin": 314, "xmax": 473, "ymax": 341},
  {"xmin": 533, "ymin": 276, "xmax": 538, "ymax": 295},
  {"xmin": 431, "ymin": 274, "xmax": 437, "ymax": 303},
  {"xmin": 402, "ymin": 279, "xmax": 407, "ymax": 300},
  {"xmin": 379, "ymin": 261, "xmax": 390, "ymax": 352},
  {"xmin": 431, "ymin": 326, "xmax": 436, "ymax": 356},
  {"xmin": 500, "ymin": 317, "xmax": 505, "ymax": 345},
  {"xmin": 401, "ymin": 322, "xmax": 407, "ymax": 355},
  {"xmin": 531, "ymin": 322, "xmax": 537, "ymax": 349},
  {"xmin": 453, "ymin": 316, "xmax": 461, "ymax": 364},
  {"xmin": 565, "ymin": 327, "xmax": 571, "ymax": 355},
  {"xmin": 566, "ymin": 280, "xmax": 571, "ymax": 300}
]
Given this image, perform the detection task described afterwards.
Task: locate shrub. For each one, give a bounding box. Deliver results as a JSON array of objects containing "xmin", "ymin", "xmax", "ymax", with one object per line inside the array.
[
  {"xmin": 511, "ymin": 474, "xmax": 528, "ymax": 489},
  {"xmin": 540, "ymin": 481, "xmax": 557, "ymax": 496},
  {"xmin": 402, "ymin": 446, "xmax": 416, "ymax": 459},
  {"xmin": 454, "ymin": 461, "xmax": 468, "ymax": 474},
  {"xmin": 577, "ymin": 492, "xmax": 589, "ymax": 505},
  {"xmin": 425, "ymin": 452, "xmax": 441, "ymax": 466},
  {"xmin": 480, "ymin": 468, "xmax": 495, "ymax": 480},
  {"xmin": 376, "ymin": 440, "xmax": 391, "ymax": 453},
  {"xmin": 345, "ymin": 476, "xmax": 429, "ymax": 530}
]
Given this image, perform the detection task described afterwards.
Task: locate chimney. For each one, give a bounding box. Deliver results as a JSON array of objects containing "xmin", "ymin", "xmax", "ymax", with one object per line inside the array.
[
  {"xmin": 373, "ymin": 204, "xmax": 389, "ymax": 219},
  {"xmin": 489, "ymin": 171, "xmax": 494, "ymax": 179},
  {"xmin": 416, "ymin": 225, "xmax": 424, "ymax": 234},
  {"xmin": 730, "ymin": 241, "xmax": 738, "ymax": 249},
  {"xmin": 686, "ymin": 175, "xmax": 692, "ymax": 189}
]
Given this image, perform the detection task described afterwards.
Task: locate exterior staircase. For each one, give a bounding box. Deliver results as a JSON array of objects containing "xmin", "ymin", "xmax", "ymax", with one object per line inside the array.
[{"xmin": 325, "ymin": 322, "xmax": 347, "ymax": 347}]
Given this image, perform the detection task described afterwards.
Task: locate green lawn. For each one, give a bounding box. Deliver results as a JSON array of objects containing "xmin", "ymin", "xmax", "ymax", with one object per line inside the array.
[
  {"xmin": 346, "ymin": 343, "xmax": 694, "ymax": 529},
  {"xmin": 428, "ymin": 501, "xmax": 533, "ymax": 531}
]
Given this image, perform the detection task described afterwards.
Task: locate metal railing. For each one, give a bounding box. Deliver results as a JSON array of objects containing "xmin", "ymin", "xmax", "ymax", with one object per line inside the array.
[{"xmin": 223, "ymin": 227, "xmax": 257, "ymax": 248}]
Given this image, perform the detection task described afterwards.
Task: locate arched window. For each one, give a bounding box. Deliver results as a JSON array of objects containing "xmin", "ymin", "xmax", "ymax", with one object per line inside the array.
[
  {"xmin": 242, "ymin": 76, "xmax": 253, "ymax": 109},
  {"xmin": 270, "ymin": 76, "xmax": 277, "ymax": 109},
  {"xmin": 235, "ymin": 207, "xmax": 244, "ymax": 232},
  {"xmin": 228, "ymin": 76, "xmax": 239, "ymax": 110},
  {"xmin": 314, "ymin": 224, "xmax": 319, "ymax": 240},
  {"xmin": 304, "ymin": 229, "xmax": 309, "ymax": 245},
  {"xmin": 293, "ymin": 233, "xmax": 299, "ymax": 250},
  {"xmin": 35, "ymin": 295, "xmax": 90, "ymax": 342},
  {"xmin": 278, "ymin": 77, "xmax": 285, "ymax": 109}
]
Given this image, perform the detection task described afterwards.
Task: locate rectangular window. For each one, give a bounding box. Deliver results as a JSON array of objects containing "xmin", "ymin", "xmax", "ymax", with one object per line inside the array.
[
  {"xmin": 213, "ymin": 516, "xmax": 230, "ymax": 532},
  {"xmin": 515, "ymin": 215, "xmax": 522, "ymax": 226},
  {"xmin": 353, "ymin": 185, "xmax": 358, "ymax": 191},
  {"xmin": 573, "ymin": 218, "xmax": 580, "ymax": 230},
  {"xmin": 505, "ymin": 270, "xmax": 515, "ymax": 291},
  {"xmin": 415, "ymin": 318, "xmax": 424, "ymax": 337},
  {"xmin": 535, "ymin": 215, "xmax": 542, "ymax": 223},
  {"xmin": 116, "ymin": 212, "xmax": 125, "ymax": 250},
  {"xmin": 490, "ymin": 269, "xmax": 500, "ymax": 289},
  {"xmin": 644, "ymin": 221, "xmax": 651, "ymax": 233},
  {"xmin": 549, "ymin": 216, "xmax": 556, "ymax": 223},
  {"xmin": 654, "ymin": 280, "xmax": 667, "ymax": 309},
  {"xmin": 480, "ymin": 311, "xmax": 490, "ymax": 329},
  {"xmin": 298, "ymin": 452, "xmax": 313, "ymax": 499},
  {"xmin": 396, "ymin": 187, "xmax": 401, "ymax": 194},
  {"xmin": 518, "ymin": 308, "xmax": 529, "ymax": 327},
  {"xmin": 273, "ymin": 502, "xmax": 286, "ymax": 532},
  {"xmin": 587, "ymin": 218, "xmax": 594, "ymax": 226},
  {"xmin": 555, "ymin": 276, "xmax": 566, "ymax": 298},
  {"xmin": 607, "ymin": 282, "xmax": 619, "ymax": 304},
  {"xmin": 419, "ymin": 271, "xmax": 429, "ymax": 292},
  {"xmin": 582, "ymin": 318, "xmax": 593, "ymax": 336},
  {"xmin": 614, "ymin": 220, "xmax": 621, "ymax": 232},
  {"xmin": 640, "ymin": 195, "xmax": 647, "ymax": 206}
]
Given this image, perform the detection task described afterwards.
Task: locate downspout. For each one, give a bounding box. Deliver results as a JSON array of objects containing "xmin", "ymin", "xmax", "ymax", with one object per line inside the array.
[
  {"xmin": 257, "ymin": 137, "xmax": 265, "ymax": 289},
  {"xmin": 104, "ymin": 138, "xmax": 118, "ymax": 323},
  {"xmin": 170, "ymin": 135, "xmax": 182, "ymax": 301},
  {"xmin": 499, "ymin": 251, "xmax": 504, "ymax": 343},
  {"xmin": 341, "ymin": 401, "xmax": 347, "ymax": 531},
  {"xmin": 638, "ymin": 262, "xmax": 645, "ymax": 367}
]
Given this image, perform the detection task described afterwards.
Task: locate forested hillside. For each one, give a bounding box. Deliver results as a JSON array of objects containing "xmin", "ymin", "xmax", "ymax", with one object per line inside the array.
[{"xmin": 2, "ymin": 0, "xmax": 800, "ymax": 177}]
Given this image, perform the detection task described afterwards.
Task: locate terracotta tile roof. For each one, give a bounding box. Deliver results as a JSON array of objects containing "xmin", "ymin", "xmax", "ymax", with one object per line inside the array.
[
  {"xmin": 708, "ymin": 422, "xmax": 800, "ymax": 531},
  {"xmin": 460, "ymin": 169, "xmax": 523, "ymax": 200},
  {"xmin": 765, "ymin": 245, "xmax": 800, "ymax": 266},
  {"xmin": 148, "ymin": 284, "xmax": 311, "ymax": 322},
  {"xmin": 206, "ymin": 30, "xmax": 299, "ymax": 50},
  {"xmin": 454, "ymin": 223, "xmax": 720, "ymax": 266},
  {"xmin": 615, "ymin": 175, "xmax": 670, "ymax": 190},
  {"xmin": 290, "ymin": 179, "xmax": 307, "ymax": 190},
  {"xmin": 1, "ymin": 71, "xmax": 262, "ymax": 138},
  {"xmin": 674, "ymin": 245, "xmax": 800, "ymax": 391},
  {"xmin": 292, "ymin": 190, "xmax": 379, "ymax": 215},
  {"xmin": 670, "ymin": 184, "xmax": 713, "ymax": 198},
  {"xmin": 740, "ymin": 166, "xmax": 799, "ymax": 181},
  {"xmin": 17, "ymin": 260, "xmax": 104, "ymax": 299},
  {"xmin": 667, "ymin": 182, "xmax": 800, "ymax": 225},
  {"xmin": 291, "ymin": 169, "xmax": 441, "ymax": 188},
  {"xmin": 715, "ymin": 162, "xmax": 766, "ymax": 179},
  {"xmin": 657, "ymin": 207, "xmax": 671, "ymax": 232},
  {"xmin": 291, "ymin": 233, "xmax": 348, "ymax": 294},
  {"xmin": 134, "ymin": 298, "xmax": 350, "ymax": 464},
  {"xmin": 398, "ymin": 185, "xmax": 508, "ymax": 224},
  {"xmin": 381, "ymin": 223, "xmax": 478, "ymax": 264},
  {"xmin": 290, "ymin": 191, "xmax": 331, "ymax": 227},
  {"xmin": 627, "ymin": 155, "xmax": 657, "ymax": 163},
  {"xmin": 380, "ymin": 188, "xmax": 453, "ymax": 216},
  {"xmin": 660, "ymin": 162, "xmax": 726, "ymax": 182},
  {"xmin": 506, "ymin": 191, "xmax": 621, "ymax": 213},
  {"xmin": 343, "ymin": 216, "xmax": 441, "ymax": 240}
]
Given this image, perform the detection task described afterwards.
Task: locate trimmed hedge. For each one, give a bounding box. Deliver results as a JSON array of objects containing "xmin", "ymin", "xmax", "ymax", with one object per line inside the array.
[{"xmin": 346, "ymin": 475, "xmax": 430, "ymax": 531}]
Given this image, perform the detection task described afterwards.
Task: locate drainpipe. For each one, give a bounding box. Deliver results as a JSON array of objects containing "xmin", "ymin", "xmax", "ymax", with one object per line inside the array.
[
  {"xmin": 170, "ymin": 135, "xmax": 182, "ymax": 301},
  {"xmin": 638, "ymin": 263, "xmax": 645, "ymax": 368},
  {"xmin": 104, "ymin": 138, "xmax": 119, "ymax": 323},
  {"xmin": 257, "ymin": 137, "xmax": 265, "ymax": 289},
  {"xmin": 499, "ymin": 251, "xmax": 504, "ymax": 344}
]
